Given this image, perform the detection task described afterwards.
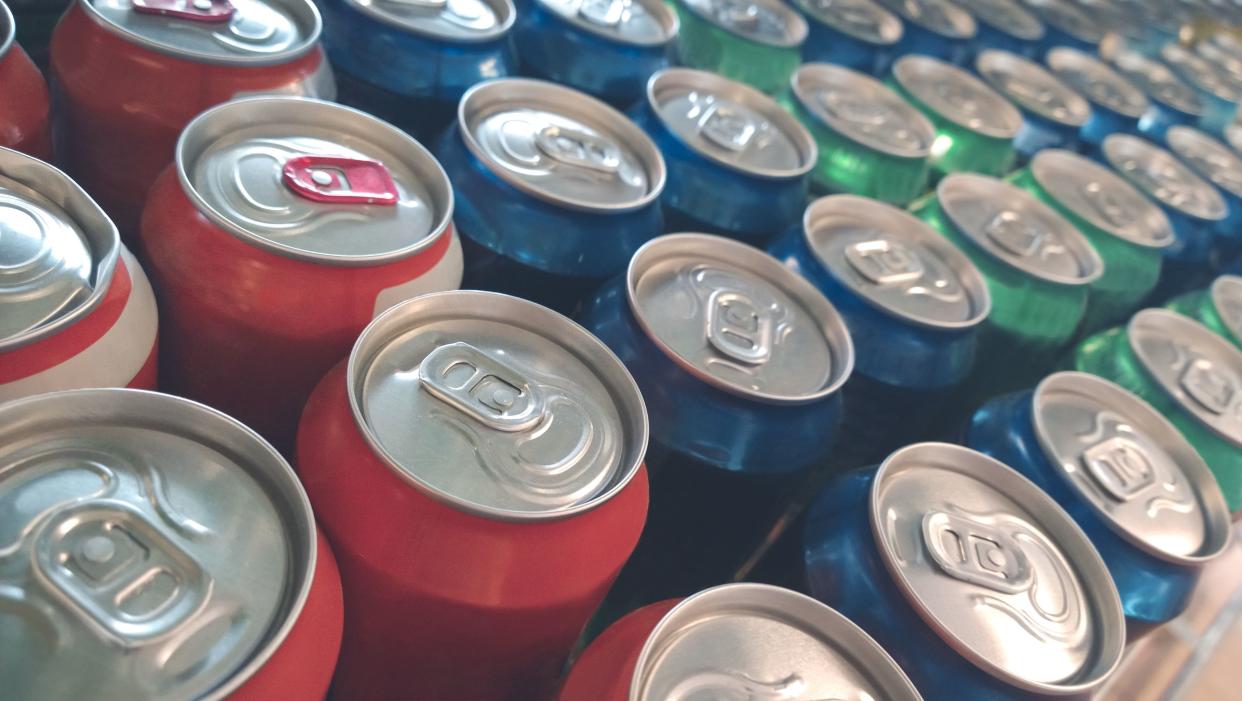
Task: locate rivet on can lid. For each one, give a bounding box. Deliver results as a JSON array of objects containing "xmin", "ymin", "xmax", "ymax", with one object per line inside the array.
[
  {"xmin": 1023, "ymin": 0, "xmax": 1103, "ymax": 43},
  {"xmin": 892, "ymin": 55, "xmax": 1023, "ymax": 139},
  {"xmin": 1107, "ymin": 49, "xmax": 1204, "ymax": 117},
  {"xmin": 679, "ymin": 0, "xmax": 808, "ymax": 47},
  {"xmin": 1101, "ymin": 134, "xmax": 1229, "ymax": 222},
  {"xmin": 131, "ymin": 0, "xmax": 235, "ymax": 22},
  {"xmin": 976, "ymin": 50, "xmax": 1092, "ymax": 127},
  {"xmin": 952, "ymin": 0, "xmax": 1044, "ymax": 41},
  {"xmin": 792, "ymin": 0, "xmax": 902, "ymax": 46},
  {"xmin": 1046, "ymin": 47, "xmax": 1148, "ymax": 120},
  {"xmin": 1211, "ymin": 275, "xmax": 1242, "ymax": 344},
  {"xmin": 792, "ymin": 63, "xmax": 935, "ymax": 159},
  {"xmin": 874, "ymin": 0, "xmax": 975, "ymax": 38},
  {"xmin": 1167, "ymin": 125, "xmax": 1242, "ymax": 201},
  {"xmin": 536, "ymin": 0, "xmax": 678, "ymax": 46},
  {"xmin": 343, "ymin": 0, "xmax": 514, "ymax": 42}
]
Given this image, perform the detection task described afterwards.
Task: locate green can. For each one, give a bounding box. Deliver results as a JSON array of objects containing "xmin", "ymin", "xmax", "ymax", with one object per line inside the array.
[
  {"xmin": 1168, "ymin": 276, "xmax": 1242, "ymax": 350},
  {"xmin": 670, "ymin": 0, "xmax": 807, "ymax": 95},
  {"xmin": 1074, "ymin": 308, "xmax": 1242, "ymax": 514},
  {"xmin": 888, "ymin": 54, "xmax": 1022, "ymax": 179},
  {"xmin": 782, "ymin": 63, "xmax": 935, "ymax": 205},
  {"xmin": 1010, "ymin": 149, "xmax": 1175, "ymax": 335}
]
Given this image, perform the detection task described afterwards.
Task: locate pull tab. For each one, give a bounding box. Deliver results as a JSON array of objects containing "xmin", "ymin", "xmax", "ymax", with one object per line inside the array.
[
  {"xmin": 923, "ymin": 511, "xmax": 1032, "ymax": 594},
  {"xmin": 985, "ymin": 210, "xmax": 1046, "ymax": 257},
  {"xmin": 1180, "ymin": 358, "xmax": 1237, "ymax": 415},
  {"xmin": 706, "ymin": 289, "xmax": 774, "ymax": 365},
  {"xmin": 419, "ymin": 342, "xmax": 544, "ymax": 432},
  {"xmin": 1083, "ymin": 181, "xmax": 1135, "ymax": 229},
  {"xmin": 1081, "ymin": 435, "xmax": 1157, "ymax": 502},
  {"xmin": 697, "ymin": 103, "xmax": 757, "ymax": 152},
  {"xmin": 535, "ymin": 126, "xmax": 622, "ymax": 175},
  {"xmin": 282, "ymin": 156, "xmax": 399, "ymax": 206},
  {"xmin": 579, "ymin": 0, "xmax": 627, "ymax": 26},
  {"xmin": 132, "ymin": 0, "xmax": 235, "ymax": 22},
  {"xmin": 845, "ymin": 239, "xmax": 926, "ymax": 285}
]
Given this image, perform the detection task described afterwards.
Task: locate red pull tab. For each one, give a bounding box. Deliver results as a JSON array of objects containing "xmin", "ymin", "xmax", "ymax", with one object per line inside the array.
[
  {"xmin": 132, "ymin": 0, "xmax": 236, "ymax": 22},
  {"xmin": 281, "ymin": 156, "xmax": 400, "ymax": 206}
]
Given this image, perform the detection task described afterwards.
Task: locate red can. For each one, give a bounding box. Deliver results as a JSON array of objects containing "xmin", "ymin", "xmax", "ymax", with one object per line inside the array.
[
  {"xmin": 0, "ymin": 388, "xmax": 344, "ymax": 700},
  {"xmin": 296, "ymin": 290, "xmax": 651, "ymax": 700},
  {"xmin": 141, "ymin": 96, "xmax": 462, "ymax": 453},
  {"xmin": 0, "ymin": 146, "xmax": 158, "ymax": 402},
  {"xmin": 49, "ymin": 0, "xmax": 333, "ymax": 236},
  {"xmin": 0, "ymin": 0, "xmax": 51, "ymax": 159},
  {"xmin": 560, "ymin": 584, "xmax": 922, "ymax": 701}
]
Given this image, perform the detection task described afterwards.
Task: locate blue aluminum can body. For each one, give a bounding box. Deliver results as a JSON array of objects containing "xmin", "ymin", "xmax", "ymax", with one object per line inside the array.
[
  {"xmin": 1137, "ymin": 95, "xmax": 1201, "ymax": 143},
  {"xmin": 1079, "ymin": 102, "xmax": 1140, "ymax": 150},
  {"xmin": 796, "ymin": 7, "xmax": 900, "ymax": 76},
  {"xmin": 969, "ymin": 21, "xmax": 1039, "ymax": 60},
  {"xmin": 1012, "ymin": 110, "xmax": 1079, "ymax": 161},
  {"xmin": 1034, "ymin": 24, "xmax": 1094, "ymax": 57},
  {"xmin": 893, "ymin": 23, "xmax": 968, "ymax": 64}
]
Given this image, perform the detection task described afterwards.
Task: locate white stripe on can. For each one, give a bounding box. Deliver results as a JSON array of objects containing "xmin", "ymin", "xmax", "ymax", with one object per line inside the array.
[{"xmin": 372, "ymin": 231, "xmax": 465, "ymax": 318}]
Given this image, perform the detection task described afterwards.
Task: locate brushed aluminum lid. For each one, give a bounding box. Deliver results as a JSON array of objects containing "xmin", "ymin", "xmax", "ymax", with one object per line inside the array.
[
  {"xmin": 648, "ymin": 69, "xmax": 816, "ymax": 179},
  {"xmin": 1046, "ymin": 47, "xmax": 1148, "ymax": 120},
  {"xmin": 1032, "ymin": 372, "xmax": 1232, "ymax": 565},
  {"xmin": 344, "ymin": 0, "xmax": 514, "ymax": 42},
  {"xmin": 1211, "ymin": 275, "xmax": 1242, "ymax": 344},
  {"xmin": 80, "ymin": 0, "xmax": 319, "ymax": 66},
  {"xmin": 347, "ymin": 291, "xmax": 648, "ymax": 520},
  {"xmin": 0, "ymin": 389, "xmax": 316, "ymax": 701},
  {"xmin": 1102, "ymin": 134, "xmax": 1228, "ymax": 222},
  {"xmin": 977, "ymin": 50, "xmax": 1092, "ymax": 127},
  {"xmin": 1129, "ymin": 308, "xmax": 1242, "ymax": 448},
  {"xmin": 459, "ymin": 78, "xmax": 665, "ymax": 212},
  {"xmin": 892, "ymin": 55, "xmax": 1023, "ymax": 139},
  {"xmin": 870, "ymin": 442, "xmax": 1125, "ymax": 694},
  {"xmin": 936, "ymin": 173, "xmax": 1104, "ymax": 286},
  {"xmin": 534, "ymin": 0, "xmax": 677, "ymax": 45},
  {"xmin": 1107, "ymin": 48, "xmax": 1204, "ymax": 117},
  {"xmin": 1030, "ymin": 149, "xmax": 1174, "ymax": 249},
  {"xmin": 626, "ymin": 233, "xmax": 854, "ymax": 404},
  {"xmin": 176, "ymin": 97, "xmax": 453, "ymax": 265},
  {"xmin": 1167, "ymin": 125, "xmax": 1242, "ymax": 201},
  {"xmin": 1161, "ymin": 42, "xmax": 1242, "ymax": 104},
  {"xmin": 679, "ymin": 0, "xmax": 807, "ymax": 47},
  {"xmin": 953, "ymin": 0, "xmax": 1044, "ymax": 42},
  {"xmin": 802, "ymin": 195, "xmax": 991, "ymax": 330},
  {"xmin": 874, "ymin": 0, "xmax": 975, "ymax": 39},
  {"xmin": 629, "ymin": 584, "xmax": 923, "ymax": 701},
  {"xmin": 791, "ymin": 0, "xmax": 902, "ymax": 46},
  {"xmin": 1022, "ymin": 0, "xmax": 1102, "ymax": 43},
  {"xmin": 792, "ymin": 63, "xmax": 935, "ymax": 159}
]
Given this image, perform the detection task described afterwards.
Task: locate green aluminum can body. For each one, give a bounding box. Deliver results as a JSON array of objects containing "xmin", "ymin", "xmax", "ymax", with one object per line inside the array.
[
  {"xmin": 671, "ymin": 0, "xmax": 806, "ymax": 94},
  {"xmin": 1167, "ymin": 276, "xmax": 1242, "ymax": 351}
]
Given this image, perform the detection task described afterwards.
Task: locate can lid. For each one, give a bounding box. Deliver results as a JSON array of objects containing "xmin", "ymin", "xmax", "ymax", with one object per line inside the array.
[
  {"xmin": 0, "ymin": 388, "xmax": 317, "ymax": 701},
  {"xmin": 791, "ymin": 63, "xmax": 935, "ymax": 160},
  {"xmin": 1161, "ymin": 42, "xmax": 1242, "ymax": 103},
  {"xmin": 678, "ymin": 0, "xmax": 807, "ymax": 47},
  {"xmin": 874, "ymin": 0, "xmax": 975, "ymax": 39},
  {"xmin": 1195, "ymin": 38, "xmax": 1242, "ymax": 85},
  {"xmin": 802, "ymin": 195, "xmax": 991, "ymax": 330},
  {"xmin": 347, "ymin": 291, "xmax": 648, "ymax": 520},
  {"xmin": 1107, "ymin": 49, "xmax": 1204, "ymax": 117},
  {"xmin": 952, "ymin": 0, "xmax": 1044, "ymax": 41},
  {"xmin": 459, "ymin": 78, "xmax": 665, "ymax": 212},
  {"xmin": 869, "ymin": 442, "xmax": 1125, "ymax": 694},
  {"xmin": 1129, "ymin": 308, "xmax": 1242, "ymax": 448},
  {"xmin": 534, "ymin": 0, "xmax": 677, "ymax": 46},
  {"xmin": 1046, "ymin": 47, "xmax": 1148, "ymax": 120},
  {"xmin": 80, "ymin": 0, "xmax": 320, "ymax": 66},
  {"xmin": 791, "ymin": 0, "xmax": 902, "ymax": 46},
  {"xmin": 1101, "ymin": 134, "xmax": 1228, "ymax": 222},
  {"xmin": 936, "ymin": 173, "xmax": 1104, "ymax": 286},
  {"xmin": 648, "ymin": 69, "xmax": 816, "ymax": 179},
  {"xmin": 977, "ymin": 50, "xmax": 1092, "ymax": 127},
  {"xmin": 629, "ymin": 584, "xmax": 923, "ymax": 701},
  {"xmin": 344, "ymin": 0, "xmax": 514, "ymax": 43},
  {"xmin": 1023, "ymin": 0, "xmax": 1103, "ymax": 43},
  {"xmin": 1211, "ymin": 275, "xmax": 1242, "ymax": 343},
  {"xmin": 1030, "ymin": 149, "xmax": 1174, "ymax": 249},
  {"xmin": 1167, "ymin": 125, "xmax": 1242, "ymax": 201},
  {"xmin": 892, "ymin": 55, "xmax": 1022, "ymax": 139},
  {"xmin": 626, "ymin": 233, "xmax": 854, "ymax": 404},
  {"xmin": 176, "ymin": 97, "xmax": 453, "ymax": 266},
  {"xmin": 0, "ymin": 148, "xmax": 120, "ymax": 352}
]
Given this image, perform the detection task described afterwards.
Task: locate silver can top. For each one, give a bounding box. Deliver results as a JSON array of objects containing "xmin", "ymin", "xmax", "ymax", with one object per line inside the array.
[
  {"xmin": 1046, "ymin": 47, "xmax": 1148, "ymax": 120},
  {"xmin": 678, "ymin": 0, "xmax": 807, "ymax": 47},
  {"xmin": 534, "ymin": 0, "xmax": 677, "ymax": 45},
  {"xmin": 976, "ymin": 50, "xmax": 1092, "ymax": 127},
  {"xmin": 1211, "ymin": 275, "xmax": 1242, "ymax": 344},
  {"xmin": 459, "ymin": 78, "xmax": 665, "ymax": 212},
  {"xmin": 1128, "ymin": 308, "xmax": 1242, "ymax": 448},
  {"xmin": 647, "ymin": 69, "xmax": 816, "ymax": 179},
  {"xmin": 1029, "ymin": 149, "xmax": 1174, "ymax": 249},
  {"xmin": 953, "ymin": 0, "xmax": 1044, "ymax": 41},
  {"xmin": 1, "ymin": 0, "xmax": 13, "ymax": 60},
  {"xmin": 791, "ymin": 0, "xmax": 902, "ymax": 46},
  {"xmin": 1022, "ymin": 0, "xmax": 1103, "ymax": 43},
  {"xmin": 176, "ymin": 97, "xmax": 453, "ymax": 266},
  {"xmin": 874, "ymin": 0, "xmax": 975, "ymax": 39},
  {"xmin": 347, "ymin": 291, "xmax": 648, "ymax": 520},
  {"xmin": 1032, "ymin": 372, "xmax": 1232, "ymax": 565},
  {"xmin": 80, "ymin": 0, "xmax": 320, "ymax": 66},
  {"xmin": 892, "ymin": 55, "xmax": 1023, "ymax": 139},
  {"xmin": 1102, "ymin": 134, "xmax": 1228, "ymax": 223},
  {"xmin": 343, "ymin": 0, "xmax": 514, "ymax": 43},
  {"xmin": 791, "ymin": 63, "xmax": 936, "ymax": 160},
  {"xmin": 870, "ymin": 442, "xmax": 1125, "ymax": 694},
  {"xmin": 627, "ymin": 233, "xmax": 854, "ymax": 404},
  {"xmin": 936, "ymin": 173, "xmax": 1104, "ymax": 286},
  {"xmin": 1161, "ymin": 42, "xmax": 1242, "ymax": 104},
  {"xmin": 802, "ymin": 195, "xmax": 991, "ymax": 330},
  {"xmin": 0, "ymin": 148, "xmax": 120, "ymax": 352},
  {"xmin": 1168, "ymin": 125, "xmax": 1242, "ymax": 201},
  {"xmin": 1107, "ymin": 48, "xmax": 1204, "ymax": 117},
  {"xmin": 0, "ymin": 389, "xmax": 317, "ymax": 701},
  {"xmin": 629, "ymin": 584, "xmax": 923, "ymax": 701}
]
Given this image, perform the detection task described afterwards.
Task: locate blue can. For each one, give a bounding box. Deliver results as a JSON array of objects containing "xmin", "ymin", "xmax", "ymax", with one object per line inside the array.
[
  {"xmin": 1167, "ymin": 125, "xmax": 1242, "ymax": 242},
  {"xmin": 513, "ymin": 0, "xmax": 678, "ymax": 107},
  {"xmin": 952, "ymin": 0, "xmax": 1045, "ymax": 59},
  {"xmin": 975, "ymin": 49, "xmax": 1092, "ymax": 161},
  {"xmin": 434, "ymin": 78, "xmax": 666, "ymax": 313},
  {"xmin": 1160, "ymin": 42, "xmax": 1242, "ymax": 138},
  {"xmin": 1078, "ymin": 0, "xmax": 1163, "ymax": 57},
  {"xmin": 802, "ymin": 443, "xmax": 1127, "ymax": 701},
  {"xmin": 632, "ymin": 68, "xmax": 816, "ymax": 243},
  {"xmin": 1022, "ymin": 0, "xmax": 1103, "ymax": 57},
  {"xmin": 966, "ymin": 372, "xmax": 1233, "ymax": 626},
  {"xmin": 319, "ymin": 0, "xmax": 517, "ymax": 138},
  {"xmin": 792, "ymin": 0, "xmax": 904, "ymax": 76},
  {"xmin": 1046, "ymin": 48, "xmax": 1150, "ymax": 150},
  {"xmin": 1105, "ymin": 48, "xmax": 1206, "ymax": 143},
  {"xmin": 873, "ymin": 0, "xmax": 976, "ymax": 64}
]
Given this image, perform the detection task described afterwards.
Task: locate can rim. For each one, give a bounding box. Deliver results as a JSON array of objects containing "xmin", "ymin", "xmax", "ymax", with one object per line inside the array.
[
  {"xmin": 876, "ymin": 0, "xmax": 975, "ymax": 38},
  {"xmin": 1167, "ymin": 124, "xmax": 1242, "ymax": 200},
  {"xmin": 535, "ymin": 0, "xmax": 677, "ymax": 46},
  {"xmin": 1045, "ymin": 47, "xmax": 1148, "ymax": 120},
  {"xmin": 1026, "ymin": 0, "xmax": 1103, "ymax": 43},
  {"xmin": 677, "ymin": 0, "xmax": 808, "ymax": 47},
  {"xmin": 0, "ymin": 0, "xmax": 14, "ymax": 61},
  {"xmin": 1106, "ymin": 48, "xmax": 1205, "ymax": 118},
  {"xmin": 791, "ymin": 62, "xmax": 935, "ymax": 160},
  {"xmin": 976, "ymin": 49, "xmax": 1092, "ymax": 127},
  {"xmin": 346, "ymin": 290, "xmax": 650, "ymax": 522},
  {"xmin": 791, "ymin": 0, "xmax": 903, "ymax": 46},
  {"xmin": 891, "ymin": 54, "xmax": 1023, "ymax": 139},
  {"xmin": 647, "ymin": 68, "xmax": 817, "ymax": 179},
  {"xmin": 343, "ymin": 0, "xmax": 515, "ymax": 43},
  {"xmin": 1101, "ymin": 133, "xmax": 1229, "ymax": 222},
  {"xmin": 954, "ymin": 0, "xmax": 1043, "ymax": 41},
  {"xmin": 1162, "ymin": 42, "xmax": 1242, "ymax": 104},
  {"xmin": 1212, "ymin": 275, "xmax": 1242, "ymax": 344}
]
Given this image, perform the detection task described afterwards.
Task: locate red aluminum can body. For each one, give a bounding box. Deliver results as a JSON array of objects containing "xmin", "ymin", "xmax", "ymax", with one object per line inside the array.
[
  {"xmin": 557, "ymin": 599, "xmax": 679, "ymax": 701},
  {"xmin": 0, "ymin": 39, "xmax": 51, "ymax": 160}
]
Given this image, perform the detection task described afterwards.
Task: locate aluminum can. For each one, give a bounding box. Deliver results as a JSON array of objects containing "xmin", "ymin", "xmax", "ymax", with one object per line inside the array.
[
  {"xmin": 953, "ymin": 0, "xmax": 1044, "ymax": 60},
  {"xmin": 791, "ymin": 0, "xmax": 902, "ymax": 76},
  {"xmin": 435, "ymin": 78, "xmax": 664, "ymax": 314},
  {"xmin": 1166, "ymin": 124, "xmax": 1242, "ymax": 246},
  {"xmin": 803, "ymin": 442, "xmax": 1127, "ymax": 701},
  {"xmin": 634, "ymin": 68, "xmax": 815, "ymax": 242},
  {"xmin": 975, "ymin": 49, "xmax": 1092, "ymax": 161},
  {"xmin": 514, "ymin": 0, "xmax": 676, "ymax": 107},
  {"xmin": 559, "ymin": 583, "xmax": 922, "ymax": 701},
  {"xmin": 783, "ymin": 63, "xmax": 934, "ymax": 206},
  {"xmin": 1079, "ymin": 0, "xmax": 1162, "ymax": 56},
  {"xmin": 1021, "ymin": 0, "xmax": 1103, "ymax": 56},
  {"xmin": 296, "ymin": 290, "xmax": 650, "ymax": 700},
  {"xmin": 967, "ymin": 372, "xmax": 1233, "ymax": 626},
  {"xmin": 0, "ymin": 0, "xmax": 49, "ymax": 159},
  {"xmin": 889, "ymin": 55, "xmax": 1022, "ymax": 179},
  {"xmin": 1167, "ymin": 275, "xmax": 1242, "ymax": 351},
  {"xmin": 1045, "ymin": 47, "xmax": 1149, "ymax": 150},
  {"xmin": 874, "ymin": 0, "xmax": 975, "ymax": 63},
  {"xmin": 0, "ymin": 388, "xmax": 344, "ymax": 700},
  {"xmin": 0, "ymin": 147, "xmax": 158, "ymax": 402},
  {"xmin": 1106, "ymin": 47, "xmax": 1206, "ymax": 143},
  {"xmin": 140, "ymin": 97, "xmax": 462, "ymax": 454},
  {"xmin": 668, "ymin": 0, "xmax": 806, "ymax": 95},
  {"xmin": 1009, "ymin": 149, "xmax": 1174, "ymax": 334},
  {"xmin": 49, "ymin": 0, "xmax": 334, "ymax": 237},
  {"xmin": 1160, "ymin": 42, "xmax": 1242, "ymax": 138},
  {"xmin": 319, "ymin": 0, "xmax": 516, "ymax": 139},
  {"xmin": 578, "ymin": 233, "xmax": 853, "ymax": 612}
]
